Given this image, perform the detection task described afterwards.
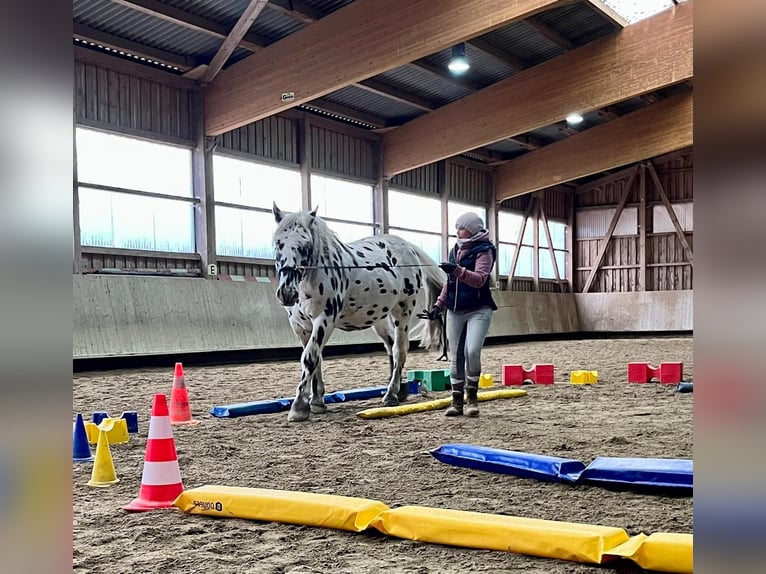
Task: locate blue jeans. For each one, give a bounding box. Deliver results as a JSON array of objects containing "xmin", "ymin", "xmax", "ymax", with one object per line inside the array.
[{"xmin": 446, "ymin": 306, "xmax": 493, "ymax": 391}]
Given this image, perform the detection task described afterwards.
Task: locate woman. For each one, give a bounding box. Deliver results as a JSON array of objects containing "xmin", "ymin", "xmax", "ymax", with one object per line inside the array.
[{"xmin": 428, "ymin": 212, "xmax": 497, "ymax": 417}]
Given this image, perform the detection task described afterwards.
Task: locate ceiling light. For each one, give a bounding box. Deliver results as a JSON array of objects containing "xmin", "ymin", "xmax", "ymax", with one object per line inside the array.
[
  {"xmin": 448, "ymin": 43, "xmax": 470, "ymax": 75},
  {"xmin": 566, "ymin": 112, "xmax": 584, "ymax": 125}
]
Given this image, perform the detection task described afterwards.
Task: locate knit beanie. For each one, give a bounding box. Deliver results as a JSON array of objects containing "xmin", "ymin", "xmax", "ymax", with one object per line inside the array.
[{"xmin": 455, "ymin": 212, "xmax": 485, "ymax": 235}]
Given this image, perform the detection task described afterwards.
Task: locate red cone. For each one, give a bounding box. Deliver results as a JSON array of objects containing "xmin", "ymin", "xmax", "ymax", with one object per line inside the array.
[
  {"xmin": 122, "ymin": 394, "xmax": 184, "ymax": 512},
  {"xmin": 169, "ymin": 362, "xmax": 199, "ymax": 426}
]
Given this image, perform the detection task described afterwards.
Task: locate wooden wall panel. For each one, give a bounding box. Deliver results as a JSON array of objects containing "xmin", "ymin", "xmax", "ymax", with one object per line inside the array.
[
  {"xmin": 389, "ymin": 163, "xmax": 440, "ymax": 195},
  {"xmin": 81, "ymin": 250, "xmax": 201, "ymax": 273},
  {"xmin": 74, "ymin": 59, "xmax": 195, "ymax": 144},
  {"xmin": 216, "ymin": 259, "xmax": 276, "ymax": 278},
  {"xmin": 573, "ymin": 149, "xmax": 693, "ymax": 293},
  {"xmin": 447, "ymin": 161, "xmax": 492, "ymax": 204},
  {"xmin": 310, "ymin": 125, "xmax": 377, "ymax": 181},
  {"xmin": 218, "ymin": 115, "xmax": 299, "ymax": 164}
]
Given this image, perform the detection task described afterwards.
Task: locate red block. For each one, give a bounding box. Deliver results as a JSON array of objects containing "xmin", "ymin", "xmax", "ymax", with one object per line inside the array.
[
  {"xmin": 503, "ymin": 364, "xmax": 555, "ymax": 385},
  {"xmin": 628, "ymin": 361, "xmax": 684, "ymax": 384}
]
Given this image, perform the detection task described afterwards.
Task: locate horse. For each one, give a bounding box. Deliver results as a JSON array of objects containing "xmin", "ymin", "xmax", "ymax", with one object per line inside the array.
[{"xmin": 272, "ymin": 203, "xmax": 446, "ymax": 422}]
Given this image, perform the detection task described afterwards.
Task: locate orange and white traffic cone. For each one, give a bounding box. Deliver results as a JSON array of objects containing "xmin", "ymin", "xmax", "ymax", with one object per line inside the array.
[
  {"xmin": 169, "ymin": 362, "xmax": 200, "ymax": 426},
  {"xmin": 122, "ymin": 394, "xmax": 184, "ymax": 512}
]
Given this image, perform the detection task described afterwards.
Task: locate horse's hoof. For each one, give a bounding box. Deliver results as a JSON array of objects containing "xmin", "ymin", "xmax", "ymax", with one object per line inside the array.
[
  {"xmin": 396, "ymin": 388, "xmax": 410, "ymax": 402},
  {"xmin": 310, "ymin": 403, "xmax": 327, "ymax": 414},
  {"xmin": 382, "ymin": 395, "xmax": 399, "ymax": 407},
  {"xmin": 287, "ymin": 409, "xmax": 310, "ymax": 422}
]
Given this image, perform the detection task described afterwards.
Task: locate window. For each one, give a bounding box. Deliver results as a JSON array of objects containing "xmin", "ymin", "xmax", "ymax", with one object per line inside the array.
[
  {"xmin": 311, "ymin": 174, "xmax": 374, "ymax": 242},
  {"xmin": 653, "ymin": 202, "xmax": 692, "ymax": 233},
  {"xmin": 576, "ymin": 207, "xmax": 637, "ymax": 238},
  {"xmin": 497, "ymin": 210, "xmax": 533, "ymax": 277},
  {"xmin": 539, "ymin": 220, "xmax": 567, "ymax": 280},
  {"xmin": 76, "ymin": 127, "xmax": 195, "ymax": 252},
  {"xmin": 213, "ymin": 154, "xmax": 301, "ymax": 258},
  {"xmin": 388, "ymin": 189, "xmax": 442, "ymax": 262}
]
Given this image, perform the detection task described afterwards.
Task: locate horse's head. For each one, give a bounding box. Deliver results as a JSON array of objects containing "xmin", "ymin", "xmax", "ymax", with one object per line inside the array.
[{"xmin": 272, "ymin": 202, "xmax": 318, "ymax": 307}]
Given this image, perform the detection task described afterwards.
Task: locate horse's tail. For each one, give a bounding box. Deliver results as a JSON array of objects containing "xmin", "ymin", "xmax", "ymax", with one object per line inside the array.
[{"xmin": 411, "ymin": 248, "xmax": 447, "ymax": 355}]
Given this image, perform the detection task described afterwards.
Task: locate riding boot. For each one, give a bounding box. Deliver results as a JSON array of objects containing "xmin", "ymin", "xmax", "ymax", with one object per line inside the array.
[
  {"xmin": 445, "ymin": 382, "xmax": 464, "ymax": 416},
  {"xmin": 465, "ymin": 381, "xmax": 480, "ymax": 417}
]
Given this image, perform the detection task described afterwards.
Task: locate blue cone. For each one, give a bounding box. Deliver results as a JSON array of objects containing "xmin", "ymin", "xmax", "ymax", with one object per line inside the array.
[{"xmin": 73, "ymin": 413, "xmax": 94, "ymax": 462}]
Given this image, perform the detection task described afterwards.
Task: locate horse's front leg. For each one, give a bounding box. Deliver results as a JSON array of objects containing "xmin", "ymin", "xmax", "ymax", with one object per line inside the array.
[
  {"xmin": 310, "ymin": 358, "xmax": 327, "ymax": 414},
  {"xmin": 382, "ymin": 320, "xmax": 410, "ymax": 407},
  {"xmin": 288, "ymin": 317, "xmax": 334, "ymax": 422}
]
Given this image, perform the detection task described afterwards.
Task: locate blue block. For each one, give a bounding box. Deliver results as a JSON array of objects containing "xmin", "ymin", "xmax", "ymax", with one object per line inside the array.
[
  {"xmin": 431, "ymin": 444, "xmax": 586, "ymax": 483},
  {"xmin": 92, "ymin": 411, "xmax": 109, "ymax": 425},
  {"xmin": 120, "ymin": 411, "xmax": 139, "ymax": 434},
  {"xmin": 330, "ymin": 386, "xmax": 388, "ymax": 402},
  {"xmin": 579, "ymin": 457, "xmax": 693, "ymax": 489}
]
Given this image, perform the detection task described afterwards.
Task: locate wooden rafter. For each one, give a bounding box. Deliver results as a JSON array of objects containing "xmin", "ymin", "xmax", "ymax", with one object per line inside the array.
[
  {"xmin": 267, "ymin": 0, "xmax": 323, "ymax": 23},
  {"xmin": 355, "ymin": 79, "xmax": 437, "ymax": 112},
  {"xmin": 204, "ymin": 0, "xmax": 566, "ymax": 135},
  {"xmin": 202, "ymin": 0, "xmax": 269, "ymax": 83},
  {"xmin": 581, "ymin": 166, "xmax": 639, "ymax": 293},
  {"xmin": 383, "ymin": 0, "xmax": 693, "ymax": 177},
  {"xmin": 537, "ymin": 198, "xmax": 566, "ymax": 292},
  {"xmin": 467, "ymin": 38, "xmax": 528, "ymax": 71},
  {"xmin": 526, "ymin": 16, "xmax": 575, "ymax": 50},
  {"xmin": 646, "ymin": 161, "xmax": 694, "ymax": 265},
  {"xmin": 494, "ymin": 92, "xmax": 693, "ymax": 200}
]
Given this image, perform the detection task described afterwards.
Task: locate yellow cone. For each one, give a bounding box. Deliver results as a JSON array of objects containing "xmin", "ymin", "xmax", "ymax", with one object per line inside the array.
[{"xmin": 87, "ymin": 428, "xmax": 120, "ymax": 488}]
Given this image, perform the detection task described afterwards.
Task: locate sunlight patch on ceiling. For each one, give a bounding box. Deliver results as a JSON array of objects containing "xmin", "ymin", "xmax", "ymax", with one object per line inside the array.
[{"xmin": 602, "ymin": 0, "xmax": 678, "ymax": 24}]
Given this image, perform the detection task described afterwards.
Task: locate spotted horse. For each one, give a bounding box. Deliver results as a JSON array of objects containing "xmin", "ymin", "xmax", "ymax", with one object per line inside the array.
[{"xmin": 272, "ymin": 203, "xmax": 446, "ymax": 422}]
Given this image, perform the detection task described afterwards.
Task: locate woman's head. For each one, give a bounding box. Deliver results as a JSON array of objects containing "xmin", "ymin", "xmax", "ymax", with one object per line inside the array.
[{"xmin": 455, "ymin": 212, "xmax": 485, "ymax": 238}]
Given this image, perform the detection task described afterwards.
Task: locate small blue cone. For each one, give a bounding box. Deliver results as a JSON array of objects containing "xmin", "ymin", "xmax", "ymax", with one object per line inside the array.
[{"xmin": 73, "ymin": 413, "xmax": 94, "ymax": 462}]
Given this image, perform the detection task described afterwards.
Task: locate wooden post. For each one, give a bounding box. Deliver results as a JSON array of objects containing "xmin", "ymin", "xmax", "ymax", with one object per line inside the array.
[
  {"xmin": 439, "ymin": 160, "xmax": 450, "ymax": 261},
  {"xmin": 373, "ymin": 138, "xmax": 388, "ymax": 235},
  {"xmin": 487, "ymin": 173, "xmax": 499, "ymax": 289},
  {"xmin": 566, "ymin": 188, "xmax": 574, "ymax": 292},
  {"xmin": 191, "ymin": 90, "xmax": 216, "ymax": 277},
  {"xmin": 647, "ymin": 160, "xmax": 694, "ymax": 265},
  {"xmin": 538, "ymin": 198, "xmax": 565, "ymax": 292},
  {"xmin": 73, "ymin": 115, "xmax": 82, "ymax": 274},
  {"xmin": 532, "ymin": 194, "xmax": 540, "ymax": 292},
  {"xmin": 638, "ymin": 163, "xmax": 647, "ymax": 291},
  {"xmin": 299, "ymin": 112, "xmax": 312, "ymax": 210},
  {"xmin": 581, "ymin": 166, "xmax": 639, "ymax": 293}
]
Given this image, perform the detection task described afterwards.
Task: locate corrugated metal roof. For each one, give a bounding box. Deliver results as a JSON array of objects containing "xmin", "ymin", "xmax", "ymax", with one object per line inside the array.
[
  {"xmin": 476, "ymin": 21, "xmax": 565, "ymax": 67},
  {"xmin": 249, "ymin": 7, "xmax": 306, "ymax": 40},
  {"xmin": 484, "ymin": 140, "xmax": 527, "ymax": 154},
  {"xmin": 74, "ymin": 0, "xmax": 222, "ymax": 58},
  {"xmin": 320, "ymin": 85, "xmax": 425, "ymax": 122},
  {"xmin": 536, "ymin": 2, "xmax": 619, "ymax": 46},
  {"xmin": 376, "ymin": 66, "xmax": 473, "ymax": 107},
  {"xmin": 160, "ymin": 0, "xmax": 257, "ymax": 25},
  {"xmin": 302, "ymin": 0, "xmax": 354, "ymax": 15}
]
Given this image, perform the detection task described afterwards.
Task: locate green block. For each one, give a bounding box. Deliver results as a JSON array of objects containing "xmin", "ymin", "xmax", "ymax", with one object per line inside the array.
[
  {"xmin": 407, "ymin": 370, "xmax": 425, "ymax": 382},
  {"xmin": 423, "ymin": 369, "xmax": 451, "ymax": 392}
]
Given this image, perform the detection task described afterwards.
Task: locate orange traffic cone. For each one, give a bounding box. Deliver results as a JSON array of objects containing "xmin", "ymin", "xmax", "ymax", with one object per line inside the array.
[
  {"xmin": 122, "ymin": 394, "xmax": 184, "ymax": 512},
  {"xmin": 169, "ymin": 362, "xmax": 200, "ymax": 426}
]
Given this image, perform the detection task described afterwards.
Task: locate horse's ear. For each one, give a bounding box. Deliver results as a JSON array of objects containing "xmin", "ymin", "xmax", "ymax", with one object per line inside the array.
[
  {"xmin": 309, "ymin": 205, "xmax": 319, "ymax": 218},
  {"xmin": 273, "ymin": 202, "xmax": 284, "ymax": 223}
]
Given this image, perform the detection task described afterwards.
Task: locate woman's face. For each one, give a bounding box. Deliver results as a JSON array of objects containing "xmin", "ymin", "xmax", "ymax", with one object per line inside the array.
[{"xmin": 456, "ymin": 226, "xmax": 472, "ymax": 239}]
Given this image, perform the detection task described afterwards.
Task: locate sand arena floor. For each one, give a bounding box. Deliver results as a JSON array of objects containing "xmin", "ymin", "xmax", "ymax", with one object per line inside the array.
[{"xmin": 73, "ymin": 336, "xmax": 692, "ymax": 573}]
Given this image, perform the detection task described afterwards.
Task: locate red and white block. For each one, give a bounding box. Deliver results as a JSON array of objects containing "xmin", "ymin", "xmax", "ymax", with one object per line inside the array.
[{"xmin": 122, "ymin": 393, "xmax": 184, "ymax": 512}]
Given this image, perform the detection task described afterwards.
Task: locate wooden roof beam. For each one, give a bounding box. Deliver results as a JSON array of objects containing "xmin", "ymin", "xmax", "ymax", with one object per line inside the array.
[
  {"xmin": 382, "ymin": 0, "xmax": 693, "ymax": 177},
  {"xmin": 355, "ymin": 79, "xmax": 437, "ymax": 112},
  {"xmin": 494, "ymin": 91, "xmax": 693, "ymax": 200},
  {"xmin": 525, "ymin": 16, "xmax": 575, "ymax": 50},
  {"xmin": 204, "ymin": 0, "xmax": 567, "ymax": 135},
  {"xmin": 202, "ymin": 0, "xmax": 269, "ymax": 83},
  {"xmin": 467, "ymin": 38, "xmax": 528, "ymax": 71}
]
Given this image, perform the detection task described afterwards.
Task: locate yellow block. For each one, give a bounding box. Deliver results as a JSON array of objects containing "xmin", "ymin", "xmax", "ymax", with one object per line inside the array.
[
  {"xmin": 370, "ymin": 505, "xmax": 629, "ymax": 564},
  {"xmin": 173, "ymin": 485, "xmax": 389, "ymax": 532},
  {"xmin": 570, "ymin": 370, "xmax": 598, "ymax": 384},
  {"xmin": 79, "ymin": 418, "xmax": 130, "ymax": 445},
  {"xmin": 605, "ymin": 532, "xmax": 693, "ymax": 574},
  {"xmin": 356, "ymin": 388, "xmax": 527, "ymax": 419},
  {"xmin": 479, "ymin": 373, "xmax": 494, "ymax": 388}
]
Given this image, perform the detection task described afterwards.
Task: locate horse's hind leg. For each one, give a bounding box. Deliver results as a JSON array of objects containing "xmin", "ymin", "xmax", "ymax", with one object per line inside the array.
[
  {"xmin": 381, "ymin": 318, "xmax": 410, "ymax": 407},
  {"xmin": 373, "ymin": 320, "xmax": 406, "ymax": 402}
]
